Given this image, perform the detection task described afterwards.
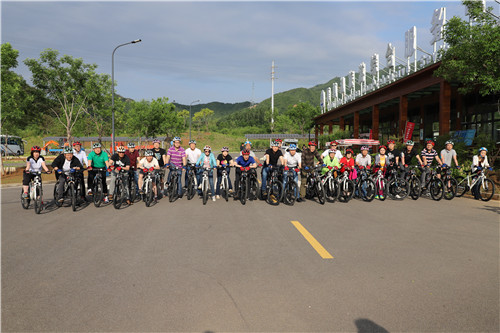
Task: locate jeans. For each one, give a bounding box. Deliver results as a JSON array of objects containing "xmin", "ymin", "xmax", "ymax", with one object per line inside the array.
[
  {"xmin": 197, "ymin": 169, "xmax": 215, "ymax": 196},
  {"xmin": 56, "ymin": 174, "xmax": 68, "ymax": 199},
  {"xmin": 420, "ymin": 167, "xmax": 431, "ymax": 188},
  {"xmin": 283, "ymin": 170, "xmax": 299, "ymax": 198},
  {"xmin": 129, "ymin": 170, "xmax": 139, "ymax": 191},
  {"xmin": 216, "ymin": 167, "xmax": 232, "ymax": 195},
  {"xmin": 261, "ymin": 166, "xmax": 273, "ymax": 191},
  {"xmin": 168, "ymin": 169, "xmax": 183, "ymax": 195}
]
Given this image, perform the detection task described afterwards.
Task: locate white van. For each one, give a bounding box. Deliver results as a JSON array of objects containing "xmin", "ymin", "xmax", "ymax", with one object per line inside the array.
[{"xmin": 1, "ymin": 135, "xmax": 26, "ymax": 156}]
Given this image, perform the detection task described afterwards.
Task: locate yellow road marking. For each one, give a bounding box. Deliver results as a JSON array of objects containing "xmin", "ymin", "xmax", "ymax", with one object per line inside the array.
[{"xmin": 291, "ymin": 221, "xmax": 334, "ymax": 259}]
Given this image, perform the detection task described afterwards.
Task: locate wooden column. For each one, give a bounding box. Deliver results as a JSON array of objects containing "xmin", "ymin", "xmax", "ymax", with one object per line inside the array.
[
  {"xmin": 328, "ymin": 122, "xmax": 333, "ymax": 134},
  {"xmin": 372, "ymin": 105, "xmax": 379, "ymax": 140},
  {"xmin": 314, "ymin": 125, "xmax": 319, "ymax": 145},
  {"xmin": 399, "ymin": 95, "xmax": 408, "ymax": 138},
  {"xmin": 439, "ymin": 80, "xmax": 451, "ymax": 135},
  {"xmin": 354, "ymin": 111, "xmax": 360, "ymax": 138},
  {"xmin": 319, "ymin": 124, "xmax": 324, "ymax": 136},
  {"xmin": 456, "ymin": 92, "xmax": 463, "ymax": 131},
  {"xmin": 339, "ymin": 116, "xmax": 345, "ymax": 131},
  {"xmin": 420, "ymin": 103, "xmax": 425, "ymax": 144}
]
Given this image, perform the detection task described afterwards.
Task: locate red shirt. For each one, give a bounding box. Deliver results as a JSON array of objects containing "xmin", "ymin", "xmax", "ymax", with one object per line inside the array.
[
  {"xmin": 125, "ymin": 150, "xmax": 140, "ymax": 170},
  {"xmin": 340, "ymin": 157, "xmax": 354, "ymax": 172}
]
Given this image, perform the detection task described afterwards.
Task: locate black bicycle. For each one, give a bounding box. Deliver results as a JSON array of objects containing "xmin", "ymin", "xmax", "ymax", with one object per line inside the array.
[
  {"xmin": 166, "ymin": 165, "xmax": 181, "ymax": 202},
  {"xmin": 263, "ymin": 165, "xmax": 283, "ymax": 206},
  {"xmin": 439, "ymin": 165, "xmax": 458, "ymax": 200},
  {"xmin": 386, "ymin": 166, "xmax": 410, "ymax": 200},
  {"xmin": 354, "ymin": 166, "xmax": 375, "ymax": 202},
  {"xmin": 236, "ymin": 166, "xmax": 251, "ymax": 205},
  {"xmin": 21, "ymin": 171, "xmax": 51, "ymax": 214},
  {"xmin": 420, "ymin": 166, "xmax": 445, "ymax": 201},
  {"xmin": 283, "ymin": 167, "xmax": 299, "ymax": 205},
  {"xmin": 89, "ymin": 167, "xmax": 107, "ymax": 207},
  {"xmin": 304, "ymin": 165, "xmax": 326, "ymax": 205},
  {"xmin": 403, "ymin": 165, "xmax": 422, "ymax": 200},
  {"xmin": 217, "ymin": 164, "xmax": 231, "ymax": 202},
  {"xmin": 112, "ymin": 167, "xmax": 131, "ymax": 209},
  {"xmin": 185, "ymin": 164, "xmax": 198, "ymax": 200},
  {"xmin": 53, "ymin": 169, "xmax": 82, "ymax": 211},
  {"xmin": 127, "ymin": 170, "xmax": 138, "ymax": 202}
]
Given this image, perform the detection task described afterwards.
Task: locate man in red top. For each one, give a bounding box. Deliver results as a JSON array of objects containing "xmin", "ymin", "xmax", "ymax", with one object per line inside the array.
[{"xmin": 125, "ymin": 142, "xmax": 140, "ymax": 192}]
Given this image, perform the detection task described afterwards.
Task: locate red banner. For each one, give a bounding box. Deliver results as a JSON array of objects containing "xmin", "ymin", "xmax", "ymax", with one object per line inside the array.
[{"xmin": 404, "ymin": 122, "xmax": 415, "ymax": 141}]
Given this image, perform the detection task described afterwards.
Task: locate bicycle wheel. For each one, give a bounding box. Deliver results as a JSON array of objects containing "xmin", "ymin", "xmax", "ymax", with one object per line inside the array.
[
  {"xmin": 361, "ymin": 179, "xmax": 376, "ymax": 202},
  {"xmin": 266, "ymin": 181, "xmax": 282, "ymax": 206},
  {"xmin": 129, "ymin": 178, "xmax": 137, "ymax": 202},
  {"xmin": 222, "ymin": 177, "xmax": 229, "ymax": 202},
  {"xmin": 283, "ymin": 181, "xmax": 297, "ymax": 205},
  {"xmin": 53, "ymin": 181, "xmax": 63, "ymax": 207},
  {"xmin": 340, "ymin": 180, "xmax": 354, "ymax": 203},
  {"xmin": 409, "ymin": 177, "xmax": 421, "ymax": 200},
  {"xmin": 325, "ymin": 178, "xmax": 339, "ymax": 203},
  {"xmin": 454, "ymin": 176, "xmax": 468, "ymax": 197},
  {"xmin": 429, "ymin": 178, "xmax": 444, "ymax": 201},
  {"xmin": 93, "ymin": 181, "xmax": 103, "ymax": 207},
  {"xmin": 113, "ymin": 181, "xmax": 124, "ymax": 209},
  {"xmin": 388, "ymin": 178, "xmax": 409, "ymax": 200},
  {"xmin": 70, "ymin": 182, "xmax": 77, "ymax": 212},
  {"xmin": 443, "ymin": 177, "xmax": 457, "ymax": 200},
  {"xmin": 376, "ymin": 178, "xmax": 387, "ymax": 201},
  {"xmin": 239, "ymin": 180, "xmax": 247, "ymax": 205},
  {"xmin": 478, "ymin": 178, "xmax": 495, "ymax": 201},
  {"xmin": 34, "ymin": 184, "xmax": 42, "ymax": 214},
  {"xmin": 187, "ymin": 176, "xmax": 196, "ymax": 200},
  {"xmin": 316, "ymin": 181, "xmax": 326, "ymax": 205},
  {"xmin": 202, "ymin": 181, "xmax": 209, "ymax": 205},
  {"xmin": 145, "ymin": 181, "xmax": 153, "ymax": 207},
  {"xmin": 248, "ymin": 178, "xmax": 258, "ymax": 201},
  {"xmin": 168, "ymin": 178, "xmax": 177, "ymax": 202},
  {"xmin": 21, "ymin": 188, "xmax": 30, "ymax": 209}
]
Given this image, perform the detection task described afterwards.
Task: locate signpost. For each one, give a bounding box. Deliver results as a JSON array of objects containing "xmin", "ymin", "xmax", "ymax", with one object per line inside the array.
[{"xmin": 404, "ymin": 121, "xmax": 415, "ymax": 142}]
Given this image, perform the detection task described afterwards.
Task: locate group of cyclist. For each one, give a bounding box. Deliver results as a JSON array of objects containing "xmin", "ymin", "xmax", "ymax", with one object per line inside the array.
[{"xmin": 22, "ymin": 135, "xmax": 493, "ymax": 207}]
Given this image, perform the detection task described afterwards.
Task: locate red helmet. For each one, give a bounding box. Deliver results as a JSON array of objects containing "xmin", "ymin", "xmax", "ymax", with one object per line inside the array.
[
  {"xmin": 330, "ymin": 140, "xmax": 338, "ymax": 146},
  {"xmin": 426, "ymin": 140, "xmax": 435, "ymax": 146},
  {"xmin": 346, "ymin": 148, "xmax": 354, "ymax": 155},
  {"xmin": 387, "ymin": 139, "xmax": 395, "ymax": 145},
  {"xmin": 308, "ymin": 141, "xmax": 317, "ymax": 146},
  {"xmin": 31, "ymin": 146, "xmax": 41, "ymax": 152},
  {"xmin": 379, "ymin": 145, "xmax": 387, "ymax": 151},
  {"xmin": 242, "ymin": 149, "xmax": 250, "ymax": 155},
  {"xmin": 73, "ymin": 141, "xmax": 81, "ymax": 146},
  {"xmin": 275, "ymin": 139, "xmax": 282, "ymax": 143}
]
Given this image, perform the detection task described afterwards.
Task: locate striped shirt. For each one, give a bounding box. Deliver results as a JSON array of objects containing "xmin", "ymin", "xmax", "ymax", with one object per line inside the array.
[
  {"xmin": 167, "ymin": 146, "xmax": 186, "ymax": 168},
  {"xmin": 421, "ymin": 149, "xmax": 437, "ymax": 166}
]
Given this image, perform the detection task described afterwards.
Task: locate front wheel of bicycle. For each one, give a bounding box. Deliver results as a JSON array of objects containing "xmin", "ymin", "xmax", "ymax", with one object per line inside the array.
[
  {"xmin": 454, "ymin": 176, "xmax": 468, "ymax": 198},
  {"xmin": 478, "ymin": 178, "xmax": 495, "ymax": 202},
  {"xmin": 202, "ymin": 182, "xmax": 209, "ymax": 205},
  {"xmin": 113, "ymin": 181, "xmax": 124, "ymax": 209},
  {"xmin": 222, "ymin": 177, "xmax": 229, "ymax": 202},
  {"xmin": 21, "ymin": 189, "xmax": 30, "ymax": 209},
  {"xmin": 168, "ymin": 179, "xmax": 177, "ymax": 202},
  {"xmin": 239, "ymin": 181, "xmax": 247, "ymax": 205},
  {"xmin": 443, "ymin": 177, "xmax": 457, "ymax": 200},
  {"xmin": 409, "ymin": 177, "xmax": 421, "ymax": 200},
  {"xmin": 93, "ymin": 182, "xmax": 103, "ymax": 207},
  {"xmin": 429, "ymin": 178, "xmax": 444, "ymax": 201},
  {"xmin": 325, "ymin": 178, "xmax": 339, "ymax": 203},
  {"xmin": 70, "ymin": 182, "xmax": 77, "ymax": 212},
  {"xmin": 361, "ymin": 178, "xmax": 376, "ymax": 202},
  {"xmin": 376, "ymin": 178, "xmax": 387, "ymax": 201},
  {"xmin": 283, "ymin": 181, "xmax": 297, "ymax": 206},
  {"xmin": 266, "ymin": 181, "xmax": 283, "ymax": 206},
  {"xmin": 388, "ymin": 178, "xmax": 409, "ymax": 200},
  {"xmin": 339, "ymin": 180, "xmax": 355, "ymax": 203},
  {"xmin": 34, "ymin": 185, "xmax": 42, "ymax": 214}
]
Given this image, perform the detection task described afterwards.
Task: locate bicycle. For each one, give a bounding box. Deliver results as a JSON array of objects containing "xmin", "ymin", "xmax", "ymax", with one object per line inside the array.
[
  {"xmin": 304, "ymin": 165, "xmax": 326, "ymax": 205},
  {"xmin": 321, "ymin": 166, "xmax": 340, "ymax": 203},
  {"xmin": 21, "ymin": 171, "xmax": 51, "ymax": 214},
  {"xmin": 371, "ymin": 166, "xmax": 388, "ymax": 201},
  {"xmin": 248, "ymin": 165, "xmax": 261, "ymax": 201},
  {"xmin": 127, "ymin": 170, "xmax": 138, "ymax": 202},
  {"xmin": 217, "ymin": 164, "xmax": 231, "ymax": 202},
  {"xmin": 283, "ymin": 166, "xmax": 300, "ymax": 205},
  {"xmin": 198, "ymin": 167, "xmax": 215, "ymax": 205},
  {"xmin": 89, "ymin": 167, "xmax": 107, "ymax": 207},
  {"xmin": 53, "ymin": 169, "xmax": 81, "ymax": 211},
  {"xmin": 354, "ymin": 166, "xmax": 375, "ymax": 202},
  {"xmin": 455, "ymin": 167, "xmax": 495, "ymax": 201},
  {"xmin": 112, "ymin": 167, "xmax": 131, "ymax": 209},
  {"xmin": 439, "ymin": 165, "xmax": 458, "ymax": 200},
  {"xmin": 141, "ymin": 168, "xmax": 156, "ymax": 207},
  {"xmin": 185, "ymin": 163, "xmax": 198, "ymax": 200},
  {"xmin": 337, "ymin": 167, "xmax": 355, "ymax": 203},
  {"xmin": 166, "ymin": 165, "xmax": 182, "ymax": 202},
  {"xmin": 403, "ymin": 165, "xmax": 422, "ymax": 200},
  {"xmin": 263, "ymin": 165, "xmax": 283, "ymax": 206},
  {"xmin": 236, "ymin": 166, "xmax": 251, "ymax": 205},
  {"xmin": 420, "ymin": 166, "xmax": 445, "ymax": 201},
  {"xmin": 386, "ymin": 165, "xmax": 410, "ymax": 200}
]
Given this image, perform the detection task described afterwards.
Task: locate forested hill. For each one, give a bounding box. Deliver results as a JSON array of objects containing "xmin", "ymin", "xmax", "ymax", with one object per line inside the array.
[{"xmin": 173, "ymin": 101, "xmax": 252, "ymax": 118}]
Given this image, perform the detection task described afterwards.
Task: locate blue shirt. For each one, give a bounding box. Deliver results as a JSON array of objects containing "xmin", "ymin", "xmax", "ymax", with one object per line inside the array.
[{"xmin": 236, "ymin": 156, "xmax": 255, "ymax": 167}]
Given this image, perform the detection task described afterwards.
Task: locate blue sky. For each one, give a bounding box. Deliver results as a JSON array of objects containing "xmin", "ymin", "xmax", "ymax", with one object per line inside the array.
[{"xmin": 1, "ymin": 1, "xmax": 477, "ymax": 105}]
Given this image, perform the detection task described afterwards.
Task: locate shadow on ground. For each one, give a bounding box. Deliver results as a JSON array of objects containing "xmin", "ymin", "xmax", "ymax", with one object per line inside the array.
[{"xmin": 355, "ymin": 318, "xmax": 390, "ymax": 333}]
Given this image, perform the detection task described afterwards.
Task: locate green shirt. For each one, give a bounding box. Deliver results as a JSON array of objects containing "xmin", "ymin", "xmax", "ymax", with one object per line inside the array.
[
  {"xmin": 321, "ymin": 155, "xmax": 340, "ymax": 175},
  {"xmin": 88, "ymin": 150, "xmax": 109, "ymax": 168}
]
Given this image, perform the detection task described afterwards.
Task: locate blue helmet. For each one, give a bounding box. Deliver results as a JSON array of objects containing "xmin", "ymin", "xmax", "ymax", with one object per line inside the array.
[
  {"xmin": 173, "ymin": 136, "xmax": 181, "ymax": 142},
  {"xmin": 244, "ymin": 140, "xmax": 252, "ymax": 146},
  {"xmin": 478, "ymin": 147, "xmax": 488, "ymax": 153},
  {"xmin": 289, "ymin": 144, "xmax": 297, "ymax": 150}
]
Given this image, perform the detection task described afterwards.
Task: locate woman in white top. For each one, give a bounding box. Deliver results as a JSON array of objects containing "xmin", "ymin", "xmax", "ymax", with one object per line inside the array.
[
  {"xmin": 472, "ymin": 147, "xmax": 490, "ymax": 172},
  {"xmin": 22, "ymin": 146, "xmax": 50, "ymax": 197}
]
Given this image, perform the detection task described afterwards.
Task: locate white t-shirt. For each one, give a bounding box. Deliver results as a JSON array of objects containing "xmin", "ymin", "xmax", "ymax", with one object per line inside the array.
[
  {"xmin": 185, "ymin": 147, "xmax": 201, "ymax": 165},
  {"xmin": 27, "ymin": 156, "xmax": 45, "ymax": 172},
  {"xmin": 355, "ymin": 153, "xmax": 372, "ymax": 167},
  {"xmin": 322, "ymin": 149, "xmax": 342, "ymax": 160},
  {"xmin": 73, "ymin": 149, "xmax": 88, "ymax": 167},
  {"xmin": 62, "ymin": 159, "xmax": 72, "ymax": 174},
  {"xmin": 138, "ymin": 157, "xmax": 159, "ymax": 169},
  {"xmin": 284, "ymin": 151, "xmax": 301, "ymax": 168}
]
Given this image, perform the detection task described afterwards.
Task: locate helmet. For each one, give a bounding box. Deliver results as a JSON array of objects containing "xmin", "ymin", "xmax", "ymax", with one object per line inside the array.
[
  {"xmin": 242, "ymin": 149, "xmax": 250, "ymax": 155},
  {"xmin": 117, "ymin": 146, "xmax": 126, "ymax": 153},
  {"xmin": 203, "ymin": 145, "xmax": 211, "ymax": 151},
  {"xmin": 189, "ymin": 140, "xmax": 196, "ymax": 145},
  {"xmin": 328, "ymin": 149, "xmax": 336, "ymax": 154},
  {"xmin": 361, "ymin": 146, "xmax": 369, "ymax": 151},
  {"xmin": 173, "ymin": 136, "xmax": 181, "ymax": 142},
  {"xmin": 346, "ymin": 148, "xmax": 354, "ymax": 155},
  {"xmin": 63, "ymin": 146, "xmax": 73, "ymax": 154},
  {"xmin": 271, "ymin": 141, "xmax": 279, "ymax": 147},
  {"xmin": 275, "ymin": 139, "xmax": 282, "ymax": 143},
  {"xmin": 426, "ymin": 140, "xmax": 435, "ymax": 146},
  {"xmin": 379, "ymin": 145, "xmax": 387, "ymax": 151},
  {"xmin": 289, "ymin": 144, "xmax": 297, "ymax": 150},
  {"xmin": 145, "ymin": 150, "xmax": 154, "ymax": 157},
  {"xmin": 445, "ymin": 140, "xmax": 454, "ymax": 146},
  {"xmin": 330, "ymin": 141, "xmax": 338, "ymax": 146},
  {"xmin": 127, "ymin": 142, "xmax": 135, "ymax": 148},
  {"xmin": 31, "ymin": 145, "xmax": 41, "ymax": 152},
  {"xmin": 308, "ymin": 141, "xmax": 317, "ymax": 146},
  {"xmin": 405, "ymin": 140, "xmax": 414, "ymax": 146},
  {"xmin": 152, "ymin": 138, "xmax": 161, "ymax": 144},
  {"xmin": 221, "ymin": 146, "xmax": 229, "ymax": 152},
  {"xmin": 387, "ymin": 139, "xmax": 395, "ymax": 145},
  {"xmin": 92, "ymin": 143, "xmax": 101, "ymax": 149},
  {"xmin": 72, "ymin": 141, "xmax": 81, "ymax": 147},
  {"xmin": 478, "ymin": 147, "xmax": 488, "ymax": 153},
  {"xmin": 244, "ymin": 140, "xmax": 252, "ymax": 146}
]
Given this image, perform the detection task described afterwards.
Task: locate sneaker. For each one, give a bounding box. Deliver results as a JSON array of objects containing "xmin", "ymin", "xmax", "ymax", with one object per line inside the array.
[
  {"xmin": 139, "ymin": 190, "xmax": 144, "ymax": 195},
  {"xmin": 395, "ymin": 194, "xmax": 401, "ymax": 199},
  {"xmin": 212, "ymin": 196, "xmax": 216, "ymax": 202},
  {"xmin": 216, "ymin": 195, "xmax": 220, "ymax": 199},
  {"xmin": 375, "ymin": 195, "xmax": 380, "ymax": 199},
  {"xmin": 22, "ymin": 192, "xmax": 28, "ymax": 199},
  {"xmin": 58, "ymin": 197, "xmax": 64, "ymax": 203},
  {"xmin": 198, "ymin": 184, "xmax": 202, "ymax": 189},
  {"xmin": 87, "ymin": 189, "xmax": 93, "ymax": 195},
  {"xmin": 380, "ymin": 195, "xmax": 385, "ymax": 200},
  {"xmin": 103, "ymin": 197, "xmax": 109, "ymax": 203},
  {"xmin": 126, "ymin": 199, "xmax": 132, "ymax": 205}
]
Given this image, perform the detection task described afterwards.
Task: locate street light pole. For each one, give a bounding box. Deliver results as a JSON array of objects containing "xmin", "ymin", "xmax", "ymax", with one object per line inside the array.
[
  {"xmin": 112, "ymin": 39, "xmax": 141, "ymax": 154},
  {"xmin": 189, "ymin": 99, "xmax": 200, "ymax": 141}
]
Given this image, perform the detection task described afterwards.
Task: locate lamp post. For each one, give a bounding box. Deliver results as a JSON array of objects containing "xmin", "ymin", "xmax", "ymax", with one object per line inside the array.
[
  {"xmin": 189, "ymin": 99, "xmax": 200, "ymax": 141},
  {"xmin": 112, "ymin": 39, "xmax": 141, "ymax": 154}
]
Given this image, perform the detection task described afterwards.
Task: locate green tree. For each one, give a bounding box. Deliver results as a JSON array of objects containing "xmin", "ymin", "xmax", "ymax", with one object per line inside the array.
[
  {"xmin": 284, "ymin": 102, "xmax": 320, "ymax": 135},
  {"xmin": 24, "ymin": 49, "xmax": 111, "ymax": 141},
  {"xmin": 192, "ymin": 108, "xmax": 214, "ymax": 132},
  {"xmin": 128, "ymin": 97, "xmax": 181, "ymax": 138},
  {"xmin": 177, "ymin": 109, "xmax": 190, "ymax": 129},
  {"xmin": 435, "ymin": 0, "xmax": 500, "ymax": 97}
]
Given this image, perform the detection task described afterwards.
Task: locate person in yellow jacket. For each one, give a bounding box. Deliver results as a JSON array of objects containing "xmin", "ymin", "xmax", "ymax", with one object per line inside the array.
[{"xmin": 321, "ymin": 149, "xmax": 341, "ymax": 176}]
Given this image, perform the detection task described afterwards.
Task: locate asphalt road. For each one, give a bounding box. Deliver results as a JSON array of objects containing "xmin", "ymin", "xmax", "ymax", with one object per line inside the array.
[{"xmin": 1, "ymin": 183, "xmax": 499, "ymax": 332}]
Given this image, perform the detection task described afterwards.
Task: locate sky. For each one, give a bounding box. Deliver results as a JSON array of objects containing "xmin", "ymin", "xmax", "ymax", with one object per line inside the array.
[{"xmin": 1, "ymin": 0, "xmax": 484, "ymax": 105}]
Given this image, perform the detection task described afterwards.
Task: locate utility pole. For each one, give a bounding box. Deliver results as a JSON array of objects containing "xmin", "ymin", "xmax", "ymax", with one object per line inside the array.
[{"xmin": 271, "ymin": 60, "xmax": 275, "ymax": 133}]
